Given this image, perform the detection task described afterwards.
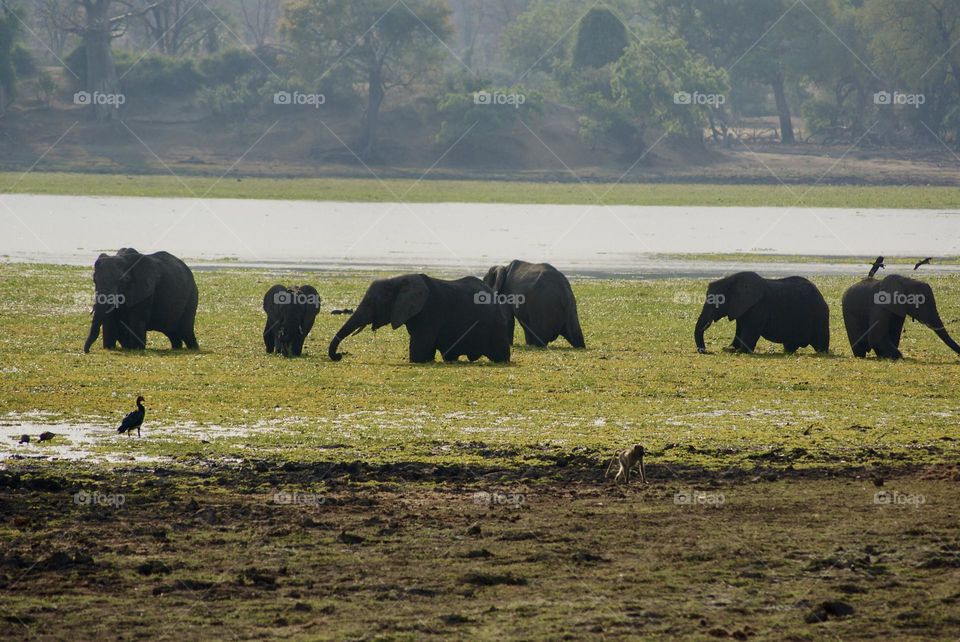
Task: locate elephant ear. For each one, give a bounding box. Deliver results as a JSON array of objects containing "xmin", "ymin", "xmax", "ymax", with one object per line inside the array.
[
  {"xmin": 877, "ymin": 275, "xmax": 928, "ymax": 319},
  {"xmin": 390, "ymin": 276, "xmax": 429, "ymax": 329},
  {"xmin": 727, "ymin": 273, "xmax": 764, "ymax": 320},
  {"xmin": 123, "ymin": 253, "xmax": 161, "ymax": 306},
  {"xmin": 492, "ymin": 265, "xmax": 510, "ymax": 293}
]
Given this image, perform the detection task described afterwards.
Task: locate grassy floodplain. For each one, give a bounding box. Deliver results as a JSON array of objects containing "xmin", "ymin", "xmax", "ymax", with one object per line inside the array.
[{"xmin": 2, "ymin": 171, "xmax": 960, "ymax": 208}]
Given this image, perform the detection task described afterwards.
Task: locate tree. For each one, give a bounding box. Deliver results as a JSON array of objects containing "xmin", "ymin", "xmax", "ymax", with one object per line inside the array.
[
  {"xmin": 238, "ymin": 0, "xmax": 283, "ymax": 48},
  {"xmin": 0, "ymin": 3, "xmax": 22, "ymax": 115},
  {"xmin": 612, "ymin": 37, "xmax": 729, "ymax": 142},
  {"xmin": 573, "ymin": 7, "xmax": 628, "ymax": 69},
  {"xmin": 135, "ymin": 0, "xmax": 229, "ymax": 56},
  {"xmin": 284, "ymin": 0, "xmax": 452, "ymax": 159},
  {"xmin": 863, "ymin": 0, "xmax": 960, "ymax": 143},
  {"xmin": 649, "ymin": 0, "xmax": 828, "ymax": 144}
]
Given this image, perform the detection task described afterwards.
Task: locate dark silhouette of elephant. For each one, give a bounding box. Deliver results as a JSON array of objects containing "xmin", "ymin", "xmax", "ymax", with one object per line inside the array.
[
  {"xmin": 328, "ymin": 274, "xmax": 511, "ymax": 363},
  {"xmin": 694, "ymin": 272, "xmax": 830, "ymax": 354},
  {"xmin": 483, "ymin": 260, "xmax": 585, "ymax": 348},
  {"xmin": 263, "ymin": 284, "xmax": 321, "ymax": 357},
  {"xmin": 842, "ymin": 274, "xmax": 960, "ymax": 359},
  {"xmin": 84, "ymin": 248, "xmax": 199, "ymax": 353}
]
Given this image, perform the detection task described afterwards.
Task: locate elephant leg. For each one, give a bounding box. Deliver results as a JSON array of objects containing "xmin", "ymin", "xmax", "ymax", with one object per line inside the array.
[
  {"xmin": 888, "ymin": 314, "xmax": 906, "ymax": 349},
  {"xmin": 409, "ymin": 331, "xmax": 437, "ymax": 363},
  {"xmin": 523, "ymin": 326, "xmax": 545, "ymax": 347},
  {"xmin": 292, "ymin": 335, "xmax": 306, "ymax": 357},
  {"xmin": 182, "ymin": 329, "xmax": 199, "ymax": 350},
  {"xmin": 125, "ymin": 317, "xmax": 148, "ymax": 349},
  {"xmin": 869, "ymin": 315, "xmax": 902, "ymax": 359},
  {"xmin": 168, "ymin": 334, "xmax": 183, "ymax": 349},
  {"xmin": 783, "ymin": 343, "xmax": 800, "ymax": 353},
  {"xmin": 732, "ymin": 324, "xmax": 760, "ymax": 353},
  {"xmin": 263, "ymin": 321, "xmax": 275, "ymax": 353}
]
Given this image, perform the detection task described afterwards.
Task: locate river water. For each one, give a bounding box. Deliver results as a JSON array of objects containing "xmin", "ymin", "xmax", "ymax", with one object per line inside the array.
[{"xmin": 2, "ymin": 194, "xmax": 958, "ymax": 276}]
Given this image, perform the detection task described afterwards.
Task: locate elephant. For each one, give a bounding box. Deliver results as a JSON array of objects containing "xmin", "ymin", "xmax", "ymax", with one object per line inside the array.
[
  {"xmin": 263, "ymin": 284, "xmax": 321, "ymax": 357},
  {"xmin": 483, "ymin": 260, "xmax": 585, "ymax": 348},
  {"xmin": 83, "ymin": 248, "xmax": 199, "ymax": 353},
  {"xmin": 694, "ymin": 272, "xmax": 830, "ymax": 354},
  {"xmin": 328, "ymin": 274, "xmax": 511, "ymax": 363},
  {"xmin": 842, "ymin": 274, "xmax": 960, "ymax": 359}
]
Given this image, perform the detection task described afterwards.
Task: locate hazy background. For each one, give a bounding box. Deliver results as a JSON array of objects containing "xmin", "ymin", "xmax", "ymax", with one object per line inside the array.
[{"xmin": 0, "ymin": 0, "xmax": 957, "ymax": 183}]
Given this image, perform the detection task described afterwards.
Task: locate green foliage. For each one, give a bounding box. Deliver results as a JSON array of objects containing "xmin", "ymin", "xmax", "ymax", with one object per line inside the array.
[
  {"xmin": 573, "ymin": 7, "xmax": 628, "ymax": 69},
  {"xmin": 435, "ymin": 76, "xmax": 543, "ymax": 155},
  {"xmin": 501, "ymin": 0, "xmax": 581, "ymax": 75},
  {"xmin": 34, "ymin": 69, "xmax": 56, "ymax": 109},
  {"xmin": 197, "ymin": 73, "xmax": 263, "ymax": 121},
  {"xmin": 0, "ymin": 5, "xmax": 22, "ymax": 106},
  {"xmin": 11, "ymin": 43, "xmax": 34, "ymax": 77},
  {"xmin": 612, "ymin": 37, "xmax": 729, "ymax": 141}
]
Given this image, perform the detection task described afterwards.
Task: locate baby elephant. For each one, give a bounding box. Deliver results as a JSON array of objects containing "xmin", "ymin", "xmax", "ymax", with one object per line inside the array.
[{"xmin": 263, "ymin": 285, "xmax": 321, "ymax": 357}]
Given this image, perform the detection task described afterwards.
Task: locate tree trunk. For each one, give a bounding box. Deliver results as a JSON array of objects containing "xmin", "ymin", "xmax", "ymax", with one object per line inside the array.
[
  {"xmin": 770, "ymin": 70, "xmax": 794, "ymax": 144},
  {"xmin": 83, "ymin": 0, "xmax": 121, "ymax": 122},
  {"xmin": 361, "ymin": 59, "xmax": 384, "ymax": 160}
]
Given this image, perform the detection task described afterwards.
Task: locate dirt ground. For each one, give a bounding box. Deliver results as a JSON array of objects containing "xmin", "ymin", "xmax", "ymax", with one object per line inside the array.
[{"xmin": 2, "ymin": 462, "xmax": 959, "ymax": 641}]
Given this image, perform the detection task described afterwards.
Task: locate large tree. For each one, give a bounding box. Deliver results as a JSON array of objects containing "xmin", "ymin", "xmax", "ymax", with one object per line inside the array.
[
  {"xmin": 0, "ymin": 3, "xmax": 21, "ymax": 115},
  {"xmin": 284, "ymin": 0, "xmax": 452, "ymax": 159}
]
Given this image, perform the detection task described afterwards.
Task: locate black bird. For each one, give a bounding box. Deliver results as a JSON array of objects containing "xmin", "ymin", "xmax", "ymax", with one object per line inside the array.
[
  {"xmin": 868, "ymin": 256, "xmax": 885, "ymax": 278},
  {"xmin": 38, "ymin": 431, "xmax": 55, "ymax": 442},
  {"xmin": 914, "ymin": 257, "xmax": 932, "ymax": 270},
  {"xmin": 19, "ymin": 434, "xmax": 30, "ymax": 444},
  {"xmin": 118, "ymin": 396, "xmax": 146, "ymax": 437}
]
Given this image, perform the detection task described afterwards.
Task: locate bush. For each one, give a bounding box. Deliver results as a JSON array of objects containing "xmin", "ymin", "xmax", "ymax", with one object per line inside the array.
[
  {"xmin": 435, "ymin": 77, "xmax": 543, "ymax": 155},
  {"xmin": 197, "ymin": 73, "xmax": 263, "ymax": 121},
  {"xmin": 12, "ymin": 44, "xmax": 35, "ymax": 77},
  {"xmin": 116, "ymin": 53, "xmax": 203, "ymax": 95},
  {"xmin": 35, "ymin": 69, "xmax": 56, "ymax": 108}
]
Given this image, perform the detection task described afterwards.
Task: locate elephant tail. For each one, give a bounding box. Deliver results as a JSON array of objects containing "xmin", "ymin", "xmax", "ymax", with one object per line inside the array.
[{"xmin": 564, "ymin": 294, "xmax": 586, "ymax": 349}]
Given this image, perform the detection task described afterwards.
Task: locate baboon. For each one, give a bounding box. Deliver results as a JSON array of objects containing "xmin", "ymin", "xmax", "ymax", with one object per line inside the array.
[{"xmin": 605, "ymin": 445, "xmax": 647, "ymax": 484}]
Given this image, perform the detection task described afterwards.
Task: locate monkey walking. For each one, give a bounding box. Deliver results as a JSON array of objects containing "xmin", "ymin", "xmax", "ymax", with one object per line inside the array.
[{"xmin": 605, "ymin": 445, "xmax": 647, "ymax": 484}]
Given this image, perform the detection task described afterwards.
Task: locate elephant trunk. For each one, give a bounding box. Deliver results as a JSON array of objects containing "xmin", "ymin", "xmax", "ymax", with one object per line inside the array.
[
  {"xmin": 84, "ymin": 305, "xmax": 105, "ymax": 353},
  {"xmin": 694, "ymin": 306, "xmax": 713, "ymax": 353},
  {"xmin": 328, "ymin": 307, "xmax": 370, "ymax": 361},
  {"xmin": 932, "ymin": 325, "xmax": 960, "ymax": 355}
]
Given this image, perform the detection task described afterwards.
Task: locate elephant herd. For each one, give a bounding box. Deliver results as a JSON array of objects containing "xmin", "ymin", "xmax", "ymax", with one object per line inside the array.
[
  {"xmin": 695, "ymin": 268, "xmax": 960, "ymax": 360},
  {"xmin": 82, "ymin": 249, "xmax": 960, "ymax": 362}
]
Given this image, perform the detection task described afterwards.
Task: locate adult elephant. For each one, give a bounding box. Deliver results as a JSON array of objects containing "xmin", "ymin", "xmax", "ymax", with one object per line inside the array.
[
  {"xmin": 842, "ymin": 274, "xmax": 960, "ymax": 359},
  {"xmin": 328, "ymin": 274, "xmax": 511, "ymax": 363},
  {"xmin": 694, "ymin": 272, "xmax": 830, "ymax": 354},
  {"xmin": 483, "ymin": 260, "xmax": 585, "ymax": 348},
  {"xmin": 83, "ymin": 248, "xmax": 199, "ymax": 353},
  {"xmin": 263, "ymin": 284, "xmax": 321, "ymax": 357}
]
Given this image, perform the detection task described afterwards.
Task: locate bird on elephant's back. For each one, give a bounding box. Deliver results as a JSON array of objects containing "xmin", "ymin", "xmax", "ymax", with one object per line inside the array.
[
  {"xmin": 328, "ymin": 274, "xmax": 511, "ymax": 363},
  {"xmin": 842, "ymin": 273, "xmax": 960, "ymax": 360},
  {"xmin": 694, "ymin": 272, "xmax": 830, "ymax": 354},
  {"xmin": 83, "ymin": 248, "xmax": 199, "ymax": 353},
  {"xmin": 482, "ymin": 259, "xmax": 585, "ymax": 349}
]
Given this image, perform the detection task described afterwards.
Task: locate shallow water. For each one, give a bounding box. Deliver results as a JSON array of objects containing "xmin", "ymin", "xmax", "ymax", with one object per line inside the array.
[{"xmin": 2, "ymin": 194, "xmax": 959, "ymax": 276}]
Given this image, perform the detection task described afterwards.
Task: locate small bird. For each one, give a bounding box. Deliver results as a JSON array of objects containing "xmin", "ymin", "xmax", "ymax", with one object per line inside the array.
[
  {"xmin": 117, "ymin": 396, "xmax": 146, "ymax": 437},
  {"xmin": 868, "ymin": 256, "xmax": 885, "ymax": 278},
  {"xmin": 19, "ymin": 434, "xmax": 30, "ymax": 444},
  {"xmin": 914, "ymin": 257, "xmax": 932, "ymax": 270},
  {"xmin": 38, "ymin": 432, "xmax": 55, "ymax": 442}
]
